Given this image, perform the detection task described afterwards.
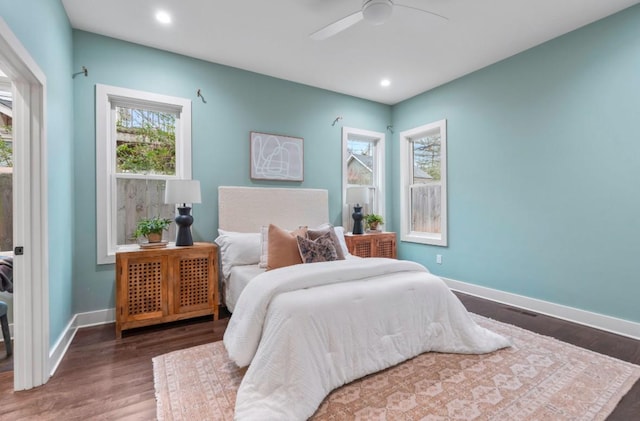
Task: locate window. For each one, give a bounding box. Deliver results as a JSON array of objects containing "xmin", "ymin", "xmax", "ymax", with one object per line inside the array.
[
  {"xmin": 96, "ymin": 84, "xmax": 192, "ymax": 264},
  {"xmin": 400, "ymin": 119, "xmax": 447, "ymax": 246},
  {"xmin": 0, "ymin": 74, "xmax": 12, "ymax": 253},
  {"xmin": 342, "ymin": 127, "xmax": 385, "ymax": 230}
]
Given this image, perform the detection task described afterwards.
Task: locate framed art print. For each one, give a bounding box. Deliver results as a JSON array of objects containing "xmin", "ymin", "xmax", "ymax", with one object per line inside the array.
[{"xmin": 250, "ymin": 131, "xmax": 304, "ymax": 181}]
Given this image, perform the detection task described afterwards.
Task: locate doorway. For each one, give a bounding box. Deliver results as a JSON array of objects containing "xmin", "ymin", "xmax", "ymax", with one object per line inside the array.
[
  {"xmin": 0, "ymin": 17, "xmax": 50, "ymax": 390},
  {"xmin": 0, "ymin": 66, "xmax": 14, "ymax": 370}
]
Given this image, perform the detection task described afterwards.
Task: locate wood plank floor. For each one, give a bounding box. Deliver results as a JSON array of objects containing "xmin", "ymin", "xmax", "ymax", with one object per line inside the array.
[{"xmin": 0, "ymin": 293, "xmax": 638, "ymax": 420}]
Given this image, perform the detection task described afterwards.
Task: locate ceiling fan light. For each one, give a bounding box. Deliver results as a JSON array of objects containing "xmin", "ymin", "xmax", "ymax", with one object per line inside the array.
[{"xmin": 362, "ymin": 0, "xmax": 393, "ymax": 25}]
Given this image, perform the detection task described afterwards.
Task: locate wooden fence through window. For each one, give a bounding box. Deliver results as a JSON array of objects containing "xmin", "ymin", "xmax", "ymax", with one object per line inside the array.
[
  {"xmin": 116, "ymin": 178, "xmax": 176, "ymax": 244},
  {"xmin": 411, "ymin": 183, "xmax": 441, "ymax": 233}
]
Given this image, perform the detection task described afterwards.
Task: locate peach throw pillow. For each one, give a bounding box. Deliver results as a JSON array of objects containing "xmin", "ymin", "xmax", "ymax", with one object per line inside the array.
[{"xmin": 267, "ymin": 224, "xmax": 308, "ymax": 270}]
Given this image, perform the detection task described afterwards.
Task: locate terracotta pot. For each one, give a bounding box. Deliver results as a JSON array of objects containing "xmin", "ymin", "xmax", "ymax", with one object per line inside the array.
[
  {"xmin": 146, "ymin": 232, "xmax": 163, "ymax": 243},
  {"xmin": 369, "ymin": 222, "xmax": 379, "ymax": 231}
]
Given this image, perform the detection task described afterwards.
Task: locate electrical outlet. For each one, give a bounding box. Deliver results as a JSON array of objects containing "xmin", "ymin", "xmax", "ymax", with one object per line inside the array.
[{"xmin": 436, "ymin": 254, "xmax": 442, "ymax": 264}]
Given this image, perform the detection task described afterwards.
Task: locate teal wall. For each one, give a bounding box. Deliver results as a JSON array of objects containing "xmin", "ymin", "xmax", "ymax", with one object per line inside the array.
[
  {"xmin": 391, "ymin": 5, "xmax": 640, "ymax": 323},
  {"xmin": 72, "ymin": 30, "xmax": 391, "ymax": 313},
  {"xmin": 0, "ymin": 0, "xmax": 75, "ymax": 346}
]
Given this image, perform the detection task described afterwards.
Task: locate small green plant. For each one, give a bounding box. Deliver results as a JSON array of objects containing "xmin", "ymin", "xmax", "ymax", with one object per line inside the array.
[
  {"xmin": 0, "ymin": 140, "xmax": 12, "ymax": 167},
  {"xmin": 132, "ymin": 216, "xmax": 172, "ymax": 239},
  {"xmin": 364, "ymin": 214, "xmax": 384, "ymax": 230}
]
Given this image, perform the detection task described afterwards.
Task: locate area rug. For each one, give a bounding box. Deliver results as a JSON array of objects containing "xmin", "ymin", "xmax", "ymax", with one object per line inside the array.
[{"xmin": 153, "ymin": 315, "xmax": 640, "ymax": 420}]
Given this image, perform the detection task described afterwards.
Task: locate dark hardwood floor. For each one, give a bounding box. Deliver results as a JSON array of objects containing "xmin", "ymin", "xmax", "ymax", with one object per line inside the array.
[
  {"xmin": 0, "ymin": 345, "xmax": 12, "ymax": 373},
  {"xmin": 0, "ymin": 294, "xmax": 638, "ymax": 420}
]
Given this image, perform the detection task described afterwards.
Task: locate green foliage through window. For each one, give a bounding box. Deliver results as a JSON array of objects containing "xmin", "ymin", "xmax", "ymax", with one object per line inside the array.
[
  {"xmin": 115, "ymin": 107, "xmax": 176, "ymax": 175},
  {"xmin": 0, "ymin": 140, "xmax": 12, "ymax": 167}
]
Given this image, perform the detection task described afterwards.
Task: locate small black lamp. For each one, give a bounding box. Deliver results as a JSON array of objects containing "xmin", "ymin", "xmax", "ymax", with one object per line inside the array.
[
  {"xmin": 346, "ymin": 187, "xmax": 370, "ymax": 235},
  {"xmin": 164, "ymin": 179, "xmax": 201, "ymax": 246}
]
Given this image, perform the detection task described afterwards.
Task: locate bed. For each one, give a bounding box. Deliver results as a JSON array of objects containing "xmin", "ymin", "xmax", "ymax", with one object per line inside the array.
[{"xmin": 216, "ymin": 186, "xmax": 510, "ymax": 420}]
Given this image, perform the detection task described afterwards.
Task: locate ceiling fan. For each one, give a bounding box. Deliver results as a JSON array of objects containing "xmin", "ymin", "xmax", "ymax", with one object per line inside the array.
[{"xmin": 310, "ymin": 0, "xmax": 448, "ymax": 41}]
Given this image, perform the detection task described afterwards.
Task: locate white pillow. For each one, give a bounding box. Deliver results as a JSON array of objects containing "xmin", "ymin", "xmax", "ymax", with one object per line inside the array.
[
  {"xmin": 259, "ymin": 225, "xmax": 269, "ymax": 268},
  {"xmin": 333, "ymin": 226, "xmax": 350, "ymax": 256},
  {"xmin": 215, "ymin": 230, "xmax": 261, "ymax": 279}
]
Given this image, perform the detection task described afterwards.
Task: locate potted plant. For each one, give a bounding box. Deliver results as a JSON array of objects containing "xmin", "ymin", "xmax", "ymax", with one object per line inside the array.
[
  {"xmin": 364, "ymin": 214, "xmax": 384, "ymax": 232},
  {"xmin": 132, "ymin": 216, "xmax": 172, "ymax": 243}
]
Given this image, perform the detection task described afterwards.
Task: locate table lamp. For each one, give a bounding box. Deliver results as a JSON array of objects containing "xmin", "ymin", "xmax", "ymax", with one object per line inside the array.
[
  {"xmin": 164, "ymin": 179, "xmax": 201, "ymax": 246},
  {"xmin": 346, "ymin": 187, "xmax": 370, "ymax": 235}
]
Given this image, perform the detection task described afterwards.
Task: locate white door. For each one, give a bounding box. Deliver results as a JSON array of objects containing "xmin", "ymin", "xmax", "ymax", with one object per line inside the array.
[{"xmin": 0, "ymin": 17, "xmax": 50, "ymax": 390}]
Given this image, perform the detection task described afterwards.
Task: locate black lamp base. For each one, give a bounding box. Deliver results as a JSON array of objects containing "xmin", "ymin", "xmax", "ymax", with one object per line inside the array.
[
  {"xmin": 352, "ymin": 205, "xmax": 364, "ymax": 235},
  {"xmin": 175, "ymin": 206, "xmax": 194, "ymax": 246}
]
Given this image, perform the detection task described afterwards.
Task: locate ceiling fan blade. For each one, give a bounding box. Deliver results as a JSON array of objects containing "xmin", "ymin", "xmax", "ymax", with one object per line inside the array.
[
  {"xmin": 394, "ymin": 3, "xmax": 449, "ymax": 21},
  {"xmin": 310, "ymin": 11, "xmax": 364, "ymax": 40}
]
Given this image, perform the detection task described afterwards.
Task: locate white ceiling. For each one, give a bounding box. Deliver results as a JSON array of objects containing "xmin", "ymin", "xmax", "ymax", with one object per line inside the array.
[{"xmin": 61, "ymin": 0, "xmax": 639, "ymax": 105}]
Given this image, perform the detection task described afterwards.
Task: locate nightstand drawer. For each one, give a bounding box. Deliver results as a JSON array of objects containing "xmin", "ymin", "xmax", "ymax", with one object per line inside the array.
[{"xmin": 344, "ymin": 232, "xmax": 396, "ymax": 258}]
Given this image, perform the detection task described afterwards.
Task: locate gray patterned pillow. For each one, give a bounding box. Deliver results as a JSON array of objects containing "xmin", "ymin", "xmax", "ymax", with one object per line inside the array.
[
  {"xmin": 307, "ymin": 224, "xmax": 345, "ymax": 260},
  {"xmin": 296, "ymin": 232, "xmax": 338, "ymax": 264}
]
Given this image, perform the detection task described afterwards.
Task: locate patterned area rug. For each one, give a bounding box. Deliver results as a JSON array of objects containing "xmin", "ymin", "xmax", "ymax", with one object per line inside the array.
[{"xmin": 153, "ymin": 315, "xmax": 640, "ymax": 420}]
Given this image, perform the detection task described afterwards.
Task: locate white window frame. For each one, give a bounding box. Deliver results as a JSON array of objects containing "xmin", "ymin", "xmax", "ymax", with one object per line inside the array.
[
  {"xmin": 342, "ymin": 127, "xmax": 385, "ymax": 229},
  {"xmin": 96, "ymin": 84, "xmax": 192, "ymax": 264},
  {"xmin": 399, "ymin": 119, "xmax": 447, "ymax": 246}
]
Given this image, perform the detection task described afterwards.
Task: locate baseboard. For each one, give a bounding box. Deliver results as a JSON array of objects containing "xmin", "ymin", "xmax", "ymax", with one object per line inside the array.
[
  {"xmin": 442, "ymin": 277, "xmax": 640, "ymax": 341},
  {"xmin": 75, "ymin": 308, "xmax": 116, "ymax": 328},
  {"xmin": 48, "ymin": 308, "xmax": 116, "ymax": 376}
]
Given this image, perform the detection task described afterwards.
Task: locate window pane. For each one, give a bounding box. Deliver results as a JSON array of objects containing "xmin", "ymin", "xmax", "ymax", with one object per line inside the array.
[
  {"xmin": 412, "ymin": 134, "xmax": 441, "ymax": 182},
  {"xmin": 346, "ymin": 139, "xmax": 374, "ymax": 186},
  {"xmin": 0, "ymin": 98, "xmax": 12, "ymax": 252},
  {"xmin": 116, "ymin": 107, "xmax": 176, "ymax": 175},
  {"xmin": 0, "ymin": 166, "xmax": 11, "ymax": 252},
  {"xmin": 411, "ymin": 133, "xmax": 442, "ymax": 234},
  {"xmin": 410, "ymin": 184, "xmax": 442, "ymax": 233},
  {"xmin": 116, "ymin": 178, "xmax": 176, "ymax": 244}
]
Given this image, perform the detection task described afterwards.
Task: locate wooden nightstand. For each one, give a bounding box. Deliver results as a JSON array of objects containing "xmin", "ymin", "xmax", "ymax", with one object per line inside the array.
[
  {"xmin": 115, "ymin": 242, "xmax": 218, "ymax": 338},
  {"xmin": 344, "ymin": 232, "xmax": 397, "ymax": 259}
]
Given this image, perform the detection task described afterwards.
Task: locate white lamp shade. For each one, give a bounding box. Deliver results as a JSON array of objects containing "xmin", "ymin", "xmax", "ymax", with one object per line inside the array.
[
  {"xmin": 346, "ymin": 186, "xmax": 370, "ymax": 205},
  {"xmin": 164, "ymin": 179, "xmax": 202, "ymax": 205}
]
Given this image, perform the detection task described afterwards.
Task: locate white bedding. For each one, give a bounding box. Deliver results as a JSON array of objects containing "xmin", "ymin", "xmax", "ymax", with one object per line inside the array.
[
  {"xmin": 224, "ymin": 265, "xmax": 265, "ymax": 313},
  {"xmin": 224, "ymin": 258, "xmax": 511, "ymax": 420},
  {"xmin": 224, "ymin": 254, "xmax": 360, "ymax": 313}
]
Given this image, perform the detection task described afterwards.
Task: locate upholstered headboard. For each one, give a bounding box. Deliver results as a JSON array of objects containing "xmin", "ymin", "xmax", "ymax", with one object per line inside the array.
[{"xmin": 218, "ymin": 186, "xmax": 329, "ymax": 232}]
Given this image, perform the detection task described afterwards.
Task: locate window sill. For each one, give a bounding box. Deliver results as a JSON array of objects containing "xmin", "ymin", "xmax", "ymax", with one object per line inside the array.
[{"xmin": 401, "ymin": 232, "xmax": 447, "ymax": 247}]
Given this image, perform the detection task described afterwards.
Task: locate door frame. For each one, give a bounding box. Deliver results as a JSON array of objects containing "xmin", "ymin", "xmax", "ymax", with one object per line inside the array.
[{"xmin": 0, "ymin": 18, "xmax": 50, "ymax": 390}]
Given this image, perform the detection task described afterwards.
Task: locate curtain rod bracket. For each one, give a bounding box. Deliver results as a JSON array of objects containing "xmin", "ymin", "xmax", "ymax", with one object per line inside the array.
[
  {"xmin": 332, "ymin": 116, "xmax": 343, "ymax": 126},
  {"xmin": 72, "ymin": 66, "xmax": 88, "ymax": 78},
  {"xmin": 197, "ymin": 89, "xmax": 207, "ymax": 103}
]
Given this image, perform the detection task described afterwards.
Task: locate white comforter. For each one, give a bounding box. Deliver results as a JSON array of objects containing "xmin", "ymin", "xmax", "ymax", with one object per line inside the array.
[{"xmin": 224, "ymin": 258, "xmax": 510, "ymax": 420}]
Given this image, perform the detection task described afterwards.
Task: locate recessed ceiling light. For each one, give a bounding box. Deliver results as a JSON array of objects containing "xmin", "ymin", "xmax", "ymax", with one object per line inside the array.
[
  {"xmin": 155, "ymin": 10, "xmax": 172, "ymax": 24},
  {"xmin": 380, "ymin": 79, "xmax": 391, "ymax": 87}
]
